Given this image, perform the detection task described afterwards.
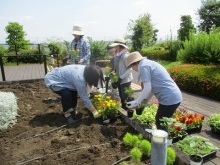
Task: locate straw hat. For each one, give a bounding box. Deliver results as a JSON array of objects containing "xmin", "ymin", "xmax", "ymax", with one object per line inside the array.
[
  {"xmin": 126, "ymin": 51, "xmax": 146, "ymax": 67},
  {"xmin": 109, "ymin": 37, "xmax": 128, "ymax": 49},
  {"xmin": 72, "ymin": 25, "xmax": 84, "ymax": 35}
]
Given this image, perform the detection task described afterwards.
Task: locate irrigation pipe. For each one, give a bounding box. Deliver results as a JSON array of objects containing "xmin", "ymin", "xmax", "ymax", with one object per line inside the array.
[
  {"xmin": 111, "ymin": 155, "xmax": 131, "ymax": 165},
  {"xmin": 16, "ymin": 142, "xmax": 110, "ymax": 165},
  {"xmin": 15, "ymin": 116, "xmax": 90, "ymax": 143}
]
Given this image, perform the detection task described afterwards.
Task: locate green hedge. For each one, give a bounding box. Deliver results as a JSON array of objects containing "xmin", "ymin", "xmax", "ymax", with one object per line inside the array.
[
  {"xmin": 141, "ymin": 49, "xmax": 170, "ymax": 60},
  {"xmin": 168, "ymin": 64, "xmax": 220, "ymax": 101}
]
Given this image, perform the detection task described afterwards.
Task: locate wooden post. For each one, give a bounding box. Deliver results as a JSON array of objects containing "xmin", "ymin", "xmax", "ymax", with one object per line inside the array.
[{"xmin": 0, "ymin": 56, "xmax": 6, "ymax": 81}]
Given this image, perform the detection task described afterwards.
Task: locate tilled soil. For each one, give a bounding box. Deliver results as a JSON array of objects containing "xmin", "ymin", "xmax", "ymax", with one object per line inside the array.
[{"xmin": 0, "ymin": 80, "xmax": 150, "ymax": 165}]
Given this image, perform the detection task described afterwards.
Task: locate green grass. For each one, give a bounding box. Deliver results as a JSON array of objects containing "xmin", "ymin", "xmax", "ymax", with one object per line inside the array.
[{"xmin": 157, "ymin": 60, "xmax": 182, "ymax": 69}]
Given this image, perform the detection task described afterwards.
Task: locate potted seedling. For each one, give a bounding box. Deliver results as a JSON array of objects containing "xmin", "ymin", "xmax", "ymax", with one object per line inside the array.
[
  {"xmin": 174, "ymin": 135, "xmax": 219, "ymax": 164},
  {"xmin": 124, "ymin": 86, "xmax": 135, "ymax": 117},
  {"xmin": 207, "ymin": 113, "xmax": 220, "ymax": 134},
  {"xmin": 109, "ymin": 71, "xmax": 119, "ymax": 89},
  {"xmin": 71, "ymin": 49, "xmax": 79, "ymax": 64},
  {"xmin": 160, "ymin": 117, "xmax": 187, "ymax": 144},
  {"xmin": 135, "ymin": 99, "xmax": 148, "ymax": 115}
]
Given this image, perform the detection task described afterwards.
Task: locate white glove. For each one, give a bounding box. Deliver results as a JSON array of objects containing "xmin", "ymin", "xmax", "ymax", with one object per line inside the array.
[
  {"xmin": 92, "ymin": 109, "xmax": 101, "ymax": 118},
  {"xmin": 127, "ymin": 100, "xmax": 140, "ymax": 109},
  {"xmin": 78, "ymin": 59, "xmax": 83, "ymax": 64}
]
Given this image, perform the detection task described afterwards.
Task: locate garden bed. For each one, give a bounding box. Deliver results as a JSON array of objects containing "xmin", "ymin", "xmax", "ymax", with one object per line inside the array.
[{"xmin": 0, "ymin": 80, "xmax": 151, "ymax": 165}]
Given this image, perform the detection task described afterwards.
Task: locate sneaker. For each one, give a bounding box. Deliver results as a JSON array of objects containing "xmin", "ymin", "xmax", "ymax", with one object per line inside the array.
[{"xmin": 66, "ymin": 116, "xmax": 76, "ymax": 124}]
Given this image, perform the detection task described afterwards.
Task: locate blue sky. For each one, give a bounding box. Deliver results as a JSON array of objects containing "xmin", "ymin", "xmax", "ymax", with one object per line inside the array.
[{"xmin": 0, "ymin": 0, "xmax": 202, "ymax": 43}]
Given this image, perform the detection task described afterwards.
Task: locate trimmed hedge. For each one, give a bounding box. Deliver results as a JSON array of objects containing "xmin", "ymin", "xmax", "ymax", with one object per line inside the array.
[{"xmin": 168, "ymin": 64, "xmax": 220, "ymax": 101}]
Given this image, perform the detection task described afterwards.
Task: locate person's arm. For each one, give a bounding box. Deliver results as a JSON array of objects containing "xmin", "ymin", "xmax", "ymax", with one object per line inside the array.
[{"xmin": 127, "ymin": 82, "xmax": 152, "ymax": 108}]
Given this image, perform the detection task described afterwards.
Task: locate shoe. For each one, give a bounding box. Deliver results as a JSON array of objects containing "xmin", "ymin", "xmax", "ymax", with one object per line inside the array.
[{"xmin": 66, "ymin": 116, "xmax": 76, "ymax": 124}]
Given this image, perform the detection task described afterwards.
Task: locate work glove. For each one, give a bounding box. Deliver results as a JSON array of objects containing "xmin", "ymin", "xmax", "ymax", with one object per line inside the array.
[
  {"xmin": 92, "ymin": 109, "xmax": 101, "ymax": 118},
  {"xmin": 127, "ymin": 100, "xmax": 140, "ymax": 109},
  {"xmin": 78, "ymin": 59, "xmax": 83, "ymax": 64}
]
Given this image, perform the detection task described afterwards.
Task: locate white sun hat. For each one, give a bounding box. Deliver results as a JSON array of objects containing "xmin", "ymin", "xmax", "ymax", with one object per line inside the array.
[
  {"xmin": 72, "ymin": 25, "xmax": 84, "ymax": 35},
  {"xmin": 109, "ymin": 37, "xmax": 128, "ymax": 49}
]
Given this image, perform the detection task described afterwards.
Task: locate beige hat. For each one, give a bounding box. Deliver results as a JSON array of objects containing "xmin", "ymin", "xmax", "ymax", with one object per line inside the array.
[
  {"xmin": 72, "ymin": 25, "xmax": 84, "ymax": 35},
  {"xmin": 126, "ymin": 51, "xmax": 146, "ymax": 67},
  {"xmin": 109, "ymin": 37, "xmax": 128, "ymax": 49}
]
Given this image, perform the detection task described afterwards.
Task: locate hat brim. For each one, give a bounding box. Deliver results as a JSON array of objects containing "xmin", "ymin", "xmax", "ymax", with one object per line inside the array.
[
  {"xmin": 109, "ymin": 43, "xmax": 128, "ymax": 49},
  {"xmin": 72, "ymin": 30, "xmax": 84, "ymax": 35},
  {"xmin": 127, "ymin": 57, "xmax": 146, "ymax": 68}
]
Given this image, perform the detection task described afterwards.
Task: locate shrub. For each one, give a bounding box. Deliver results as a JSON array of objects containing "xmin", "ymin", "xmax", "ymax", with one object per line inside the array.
[
  {"xmin": 141, "ymin": 48, "xmax": 170, "ymax": 61},
  {"xmin": 178, "ymin": 32, "xmax": 220, "ymax": 64},
  {"xmin": 168, "ymin": 64, "xmax": 220, "ymax": 101}
]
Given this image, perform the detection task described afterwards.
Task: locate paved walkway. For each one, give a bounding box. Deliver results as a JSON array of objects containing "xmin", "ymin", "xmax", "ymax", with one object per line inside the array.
[{"xmin": 1, "ymin": 64, "xmax": 220, "ymax": 164}]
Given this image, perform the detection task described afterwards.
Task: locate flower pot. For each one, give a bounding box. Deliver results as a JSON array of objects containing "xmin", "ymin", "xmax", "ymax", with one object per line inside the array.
[
  {"xmin": 210, "ymin": 126, "xmax": 220, "ymax": 135},
  {"xmin": 167, "ymin": 138, "xmax": 173, "ymax": 146},
  {"xmin": 172, "ymin": 131, "xmax": 188, "ymax": 143},
  {"xmin": 105, "ymin": 76, "xmax": 110, "ymax": 81},
  {"xmin": 127, "ymin": 109, "xmax": 134, "ymax": 118},
  {"xmin": 186, "ymin": 125, "xmax": 202, "ymax": 134},
  {"xmin": 111, "ymin": 82, "xmax": 118, "ymax": 89},
  {"xmin": 136, "ymin": 106, "xmax": 144, "ymax": 115},
  {"xmin": 190, "ymin": 155, "xmax": 203, "ymax": 165}
]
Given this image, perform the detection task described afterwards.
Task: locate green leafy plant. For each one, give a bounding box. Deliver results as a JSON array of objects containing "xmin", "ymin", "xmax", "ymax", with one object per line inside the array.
[
  {"xmin": 160, "ymin": 117, "xmax": 187, "ymax": 138},
  {"xmin": 133, "ymin": 103, "xmax": 157, "ymax": 128},
  {"xmin": 167, "ymin": 147, "xmax": 176, "ymax": 165},
  {"xmin": 123, "ymin": 132, "xmax": 133, "ymax": 146},
  {"xmin": 109, "ymin": 71, "xmax": 118, "ymax": 83},
  {"xmin": 139, "ymin": 139, "xmax": 151, "ymax": 156},
  {"xmin": 207, "ymin": 113, "xmax": 220, "ymax": 131},
  {"xmin": 104, "ymin": 66, "xmax": 111, "ymax": 76},
  {"xmin": 130, "ymin": 147, "xmax": 142, "ymax": 163},
  {"xmin": 71, "ymin": 49, "xmax": 79, "ymax": 59},
  {"xmin": 174, "ymin": 135, "xmax": 219, "ymax": 156},
  {"xmin": 124, "ymin": 86, "xmax": 134, "ymax": 101}
]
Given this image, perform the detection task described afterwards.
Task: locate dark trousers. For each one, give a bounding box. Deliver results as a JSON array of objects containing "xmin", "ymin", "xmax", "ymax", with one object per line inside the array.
[
  {"xmin": 53, "ymin": 89, "xmax": 78, "ymax": 113},
  {"xmin": 155, "ymin": 103, "xmax": 181, "ymax": 131},
  {"xmin": 118, "ymin": 81, "xmax": 131, "ymax": 110}
]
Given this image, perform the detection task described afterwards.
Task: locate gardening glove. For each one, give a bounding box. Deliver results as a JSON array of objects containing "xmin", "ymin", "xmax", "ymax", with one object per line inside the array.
[
  {"xmin": 78, "ymin": 59, "xmax": 83, "ymax": 64},
  {"xmin": 127, "ymin": 100, "xmax": 140, "ymax": 109},
  {"xmin": 92, "ymin": 109, "xmax": 101, "ymax": 118}
]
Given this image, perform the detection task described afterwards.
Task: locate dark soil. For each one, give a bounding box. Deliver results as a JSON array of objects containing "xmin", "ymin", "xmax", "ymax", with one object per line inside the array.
[{"xmin": 0, "ymin": 80, "xmax": 150, "ymax": 165}]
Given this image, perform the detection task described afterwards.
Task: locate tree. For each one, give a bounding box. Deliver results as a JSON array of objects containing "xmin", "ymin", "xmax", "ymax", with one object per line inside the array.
[
  {"xmin": 127, "ymin": 14, "xmax": 155, "ymax": 51},
  {"xmin": 197, "ymin": 0, "xmax": 220, "ymax": 33},
  {"xmin": 177, "ymin": 15, "xmax": 196, "ymax": 41},
  {"xmin": 5, "ymin": 22, "xmax": 29, "ymax": 52}
]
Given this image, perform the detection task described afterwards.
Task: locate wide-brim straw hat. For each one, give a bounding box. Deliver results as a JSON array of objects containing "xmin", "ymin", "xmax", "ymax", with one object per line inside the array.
[
  {"xmin": 126, "ymin": 51, "xmax": 146, "ymax": 67},
  {"xmin": 72, "ymin": 25, "xmax": 84, "ymax": 35},
  {"xmin": 109, "ymin": 37, "xmax": 128, "ymax": 49}
]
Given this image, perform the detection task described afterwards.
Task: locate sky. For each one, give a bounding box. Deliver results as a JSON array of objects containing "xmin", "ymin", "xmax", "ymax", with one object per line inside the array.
[{"xmin": 0, "ymin": 0, "xmax": 202, "ymax": 43}]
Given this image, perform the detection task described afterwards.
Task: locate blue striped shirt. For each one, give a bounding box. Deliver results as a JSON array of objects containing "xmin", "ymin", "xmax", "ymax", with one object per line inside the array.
[
  {"xmin": 44, "ymin": 65, "xmax": 93, "ymax": 108},
  {"xmin": 70, "ymin": 36, "xmax": 91, "ymax": 65}
]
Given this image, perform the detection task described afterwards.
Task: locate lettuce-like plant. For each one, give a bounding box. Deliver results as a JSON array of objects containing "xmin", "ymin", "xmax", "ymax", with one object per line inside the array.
[{"xmin": 167, "ymin": 147, "xmax": 176, "ymax": 165}]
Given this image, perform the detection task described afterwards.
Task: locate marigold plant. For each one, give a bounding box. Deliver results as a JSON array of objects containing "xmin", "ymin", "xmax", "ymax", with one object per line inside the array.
[
  {"xmin": 91, "ymin": 94, "xmax": 121, "ymax": 119},
  {"xmin": 104, "ymin": 66, "xmax": 111, "ymax": 76}
]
